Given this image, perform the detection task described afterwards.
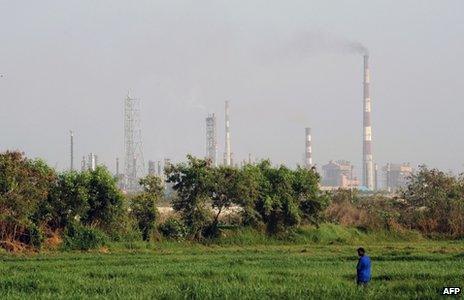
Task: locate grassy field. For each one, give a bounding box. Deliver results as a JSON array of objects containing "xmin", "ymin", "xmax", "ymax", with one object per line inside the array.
[{"xmin": 0, "ymin": 236, "xmax": 463, "ymax": 300}]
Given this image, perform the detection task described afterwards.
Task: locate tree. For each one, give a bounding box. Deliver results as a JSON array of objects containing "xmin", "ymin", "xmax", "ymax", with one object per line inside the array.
[
  {"xmin": 246, "ymin": 162, "xmax": 328, "ymax": 234},
  {"xmin": 130, "ymin": 175, "xmax": 164, "ymax": 240},
  {"xmin": 0, "ymin": 151, "xmax": 55, "ymax": 246},
  {"xmin": 81, "ymin": 166, "xmax": 125, "ymax": 233},
  {"xmin": 165, "ymin": 155, "xmax": 214, "ymax": 239},
  {"xmin": 208, "ymin": 166, "xmax": 244, "ymax": 235},
  {"xmin": 35, "ymin": 171, "xmax": 90, "ymax": 230},
  {"xmin": 402, "ymin": 166, "xmax": 464, "ymax": 237},
  {"xmin": 293, "ymin": 166, "xmax": 330, "ymax": 226}
]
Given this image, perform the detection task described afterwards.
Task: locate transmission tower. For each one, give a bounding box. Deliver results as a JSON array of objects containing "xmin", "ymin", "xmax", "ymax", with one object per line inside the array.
[{"xmin": 124, "ymin": 91, "xmax": 145, "ymax": 191}]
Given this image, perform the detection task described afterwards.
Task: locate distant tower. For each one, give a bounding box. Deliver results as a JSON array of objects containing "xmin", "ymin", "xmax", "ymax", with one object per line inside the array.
[
  {"xmin": 224, "ymin": 101, "xmax": 231, "ymax": 166},
  {"xmin": 305, "ymin": 127, "xmax": 313, "ymax": 168},
  {"xmin": 205, "ymin": 113, "xmax": 218, "ymax": 166},
  {"xmin": 124, "ymin": 91, "xmax": 145, "ymax": 191},
  {"xmin": 116, "ymin": 157, "xmax": 120, "ymax": 176},
  {"xmin": 81, "ymin": 156, "xmax": 86, "ymax": 171},
  {"xmin": 70, "ymin": 130, "xmax": 74, "ymax": 171},
  {"xmin": 362, "ymin": 55, "xmax": 374, "ymax": 190},
  {"xmin": 157, "ymin": 161, "xmax": 162, "ymax": 176},
  {"xmin": 87, "ymin": 153, "xmax": 97, "ymax": 171},
  {"xmin": 148, "ymin": 160, "xmax": 156, "ymax": 175}
]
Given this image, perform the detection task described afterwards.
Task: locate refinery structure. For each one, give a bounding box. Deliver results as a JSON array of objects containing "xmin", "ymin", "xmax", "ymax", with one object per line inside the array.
[
  {"xmin": 62, "ymin": 53, "xmax": 416, "ymax": 194},
  {"xmin": 123, "ymin": 92, "xmax": 145, "ymax": 192},
  {"xmin": 362, "ymin": 54, "xmax": 375, "ymax": 191},
  {"xmin": 205, "ymin": 113, "xmax": 218, "ymax": 166}
]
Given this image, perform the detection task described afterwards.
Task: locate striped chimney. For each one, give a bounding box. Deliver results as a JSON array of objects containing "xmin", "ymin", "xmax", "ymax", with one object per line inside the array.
[
  {"xmin": 305, "ymin": 127, "xmax": 312, "ymax": 168},
  {"xmin": 362, "ymin": 54, "xmax": 374, "ymax": 190}
]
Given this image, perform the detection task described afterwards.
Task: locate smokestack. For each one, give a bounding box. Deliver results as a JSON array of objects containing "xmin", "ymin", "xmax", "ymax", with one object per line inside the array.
[
  {"xmin": 157, "ymin": 161, "xmax": 162, "ymax": 177},
  {"xmin": 206, "ymin": 113, "xmax": 218, "ymax": 166},
  {"xmin": 70, "ymin": 130, "xmax": 74, "ymax": 171},
  {"xmin": 116, "ymin": 157, "xmax": 120, "ymax": 176},
  {"xmin": 224, "ymin": 101, "xmax": 231, "ymax": 166},
  {"xmin": 305, "ymin": 127, "xmax": 312, "ymax": 168},
  {"xmin": 362, "ymin": 54, "xmax": 374, "ymax": 190}
]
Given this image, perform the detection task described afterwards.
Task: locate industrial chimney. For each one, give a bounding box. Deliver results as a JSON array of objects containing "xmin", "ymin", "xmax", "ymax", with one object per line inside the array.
[
  {"xmin": 362, "ymin": 54, "xmax": 374, "ymax": 190},
  {"xmin": 70, "ymin": 130, "xmax": 74, "ymax": 171},
  {"xmin": 206, "ymin": 113, "xmax": 218, "ymax": 166},
  {"xmin": 305, "ymin": 127, "xmax": 312, "ymax": 168},
  {"xmin": 224, "ymin": 101, "xmax": 231, "ymax": 166}
]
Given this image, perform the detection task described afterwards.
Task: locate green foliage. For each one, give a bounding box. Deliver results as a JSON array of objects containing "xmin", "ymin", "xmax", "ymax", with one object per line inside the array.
[
  {"xmin": 62, "ymin": 223, "xmax": 108, "ymax": 251},
  {"xmin": 130, "ymin": 175, "xmax": 163, "ymax": 241},
  {"xmin": 0, "ymin": 151, "xmax": 55, "ymax": 246},
  {"xmin": 0, "ymin": 240, "xmax": 461, "ymax": 299},
  {"xmin": 166, "ymin": 156, "xmax": 328, "ymax": 238},
  {"xmin": 21, "ymin": 223, "xmax": 44, "ymax": 249},
  {"xmin": 158, "ymin": 217, "xmax": 188, "ymax": 240},
  {"xmin": 401, "ymin": 165, "xmax": 464, "ymax": 237},
  {"xmin": 165, "ymin": 155, "xmax": 214, "ymax": 239},
  {"xmin": 248, "ymin": 161, "xmax": 328, "ymax": 234},
  {"xmin": 35, "ymin": 171, "xmax": 90, "ymax": 230},
  {"xmin": 81, "ymin": 166, "xmax": 125, "ymax": 234}
]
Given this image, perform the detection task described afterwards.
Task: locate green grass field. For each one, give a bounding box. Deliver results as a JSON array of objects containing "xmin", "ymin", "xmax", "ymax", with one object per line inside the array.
[{"xmin": 0, "ymin": 236, "xmax": 463, "ymax": 299}]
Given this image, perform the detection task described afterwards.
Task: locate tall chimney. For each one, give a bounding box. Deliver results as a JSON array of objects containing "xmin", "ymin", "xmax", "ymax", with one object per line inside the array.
[
  {"xmin": 362, "ymin": 54, "xmax": 374, "ymax": 190},
  {"xmin": 224, "ymin": 101, "xmax": 231, "ymax": 166},
  {"xmin": 205, "ymin": 113, "xmax": 218, "ymax": 166},
  {"xmin": 70, "ymin": 130, "xmax": 74, "ymax": 171},
  {"xmin": 305, "ymin": 127, "xmax": 312, "ymax": 168}
]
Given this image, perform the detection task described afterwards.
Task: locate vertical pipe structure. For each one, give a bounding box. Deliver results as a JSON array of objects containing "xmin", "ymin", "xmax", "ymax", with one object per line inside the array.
[
  {"xmin": 124, "ymin": 91, "xmax": 145, "ymax": 191},
  {"xmin": 116, "ymin": 158, "xmax": 120, "ymax": 176},
  {"xmin": 70, "ymin": 130, "xmax": 74, "ymax": 171},
  {"xmin": 224, "ymin": 101, "xmax": 231, "ymax": 166},
  {"xmin": 362, "ymin": 55, "xmax": 374, "ymax": 190},
  {"xmin": 305, "ymin": 127, "xmax": 312, "ymax": 168},
  {"xmin": 205, "ymin": 113, "xmax": 218, "ymax": 166}
]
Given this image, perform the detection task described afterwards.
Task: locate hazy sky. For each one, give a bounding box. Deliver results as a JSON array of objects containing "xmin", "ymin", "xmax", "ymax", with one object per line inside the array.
[{"xmin": 0, "ymin": 1, "xmax": 463, "ymax": 176}]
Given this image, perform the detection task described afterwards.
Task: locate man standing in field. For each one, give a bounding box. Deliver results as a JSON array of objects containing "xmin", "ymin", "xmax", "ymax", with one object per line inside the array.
[{"xmin": 356, "ymin": 247, "xmax": 371, "ymax": 286}]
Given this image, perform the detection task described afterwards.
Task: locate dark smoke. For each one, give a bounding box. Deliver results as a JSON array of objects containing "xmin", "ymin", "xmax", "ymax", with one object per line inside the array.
[{"xmin": 292, "ymin": 31, "xmax": 368, "ymax": 56}]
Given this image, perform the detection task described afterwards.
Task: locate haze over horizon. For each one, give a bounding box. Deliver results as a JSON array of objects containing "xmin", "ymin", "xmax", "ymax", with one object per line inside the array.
[{"xmin": 0, "ymin": 1, "xmax": 463, "ymax": 176}]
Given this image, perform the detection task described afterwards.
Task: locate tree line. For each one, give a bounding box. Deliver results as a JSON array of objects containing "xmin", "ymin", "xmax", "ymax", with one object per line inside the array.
[{"xmin": 1, "ymin": 151, "xmax": 463, "ymax": 251}]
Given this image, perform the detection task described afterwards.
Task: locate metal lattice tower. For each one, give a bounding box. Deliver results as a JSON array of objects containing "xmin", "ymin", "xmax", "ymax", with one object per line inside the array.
[
  {"xmin": 124, "ymin": 91, "xmax": 145, "ymax": 191},
  {"xmin": 206, "ymin": 113, "xmax": 218, "ymax": 166}
]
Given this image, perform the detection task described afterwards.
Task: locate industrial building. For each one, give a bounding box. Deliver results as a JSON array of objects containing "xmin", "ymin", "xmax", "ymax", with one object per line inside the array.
[
  {"xmin": 382, "ymin": 163, "xmax": 413, "ymax": 192},
  {"xmin": 321, "ymin": 160, "xmax": 359, "ymax": 189},
  {"xmin": 81, "ymin": 153, "xmax": 98, "ymax": 171}
]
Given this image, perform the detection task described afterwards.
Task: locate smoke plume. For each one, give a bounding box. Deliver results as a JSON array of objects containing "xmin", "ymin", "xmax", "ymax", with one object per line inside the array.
[{"xmin": 292, "ymin": 31, "xmax": 368, "ymax": 56}]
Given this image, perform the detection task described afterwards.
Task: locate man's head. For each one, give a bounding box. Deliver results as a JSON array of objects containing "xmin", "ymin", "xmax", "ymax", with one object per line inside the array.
[{"xmin": 357, "ymin": 247, "xmax": 365, "ymax": 257}]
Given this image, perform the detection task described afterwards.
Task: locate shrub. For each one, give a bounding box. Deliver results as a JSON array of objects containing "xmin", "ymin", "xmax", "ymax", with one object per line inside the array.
[
  {"xmin": 62, "ymin": 223, "xmax": 108, "ymax": 250},
  {"xmin": 159, "ymin": 218, "xmax": 188, "ymax": 240},
  {"xmin": 129, "ymin": 175, "xmax": 163, "ymax": 241},
  {"xmin": 23, "ymin": 223, "xmax": 44, "ymax": 249}
]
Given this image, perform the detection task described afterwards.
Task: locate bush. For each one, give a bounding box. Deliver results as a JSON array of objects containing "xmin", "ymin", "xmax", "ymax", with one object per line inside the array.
[
  {"xmin": 159, "ymin": 218, "xmax": 188, "ymax": 240},
  {"xmin": 24, "ymin": 223, "xmax": 44, "ymax": 249},
  {"xmin": 62, "ymin": 223, "xmax": 108, "ymax": 250}
]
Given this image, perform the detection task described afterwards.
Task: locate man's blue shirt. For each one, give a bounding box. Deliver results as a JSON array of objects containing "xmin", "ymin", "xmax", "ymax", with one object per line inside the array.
[{"xmin": 356, "ymin": 255, "xmax": 371, "ymax": 283}]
